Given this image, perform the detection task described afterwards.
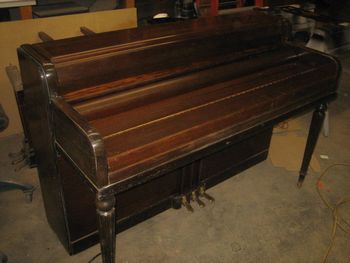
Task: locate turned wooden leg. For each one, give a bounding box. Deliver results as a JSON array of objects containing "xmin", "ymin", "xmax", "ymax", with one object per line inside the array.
[
  {"xmin": 96, "ymin": 194, "xmax": 116, "ymax": 263},
  {"xmin": 298, "ymin": 103, "xmax": 327, "ymax": 187}
]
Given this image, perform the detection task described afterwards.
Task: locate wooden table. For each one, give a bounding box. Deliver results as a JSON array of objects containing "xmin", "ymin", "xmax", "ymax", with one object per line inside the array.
[{"xmin": 0, "ymin": 0, "xmax": 36, "ymax": 19}]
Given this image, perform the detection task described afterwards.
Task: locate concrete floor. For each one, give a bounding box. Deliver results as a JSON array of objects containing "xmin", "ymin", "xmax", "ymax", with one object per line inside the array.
[{"xmin": 1, "ymin": 41, "xmax": 350, "ymax": 263}]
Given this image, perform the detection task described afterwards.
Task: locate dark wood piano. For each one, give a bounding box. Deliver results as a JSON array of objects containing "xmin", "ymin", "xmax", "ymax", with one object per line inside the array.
[{"xmin": 18, "ymin": 11, "xmax": 340, "ymax": 263}]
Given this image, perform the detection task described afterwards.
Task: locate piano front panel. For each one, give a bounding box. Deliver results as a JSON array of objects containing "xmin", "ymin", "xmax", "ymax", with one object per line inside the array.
[
  {"xmin": 55, "ymin": 121, "xmax": 273, "ymax": 253},
  {"xmin": 199, "ymin": 127, "xmax": 272, "ymax": 181}
]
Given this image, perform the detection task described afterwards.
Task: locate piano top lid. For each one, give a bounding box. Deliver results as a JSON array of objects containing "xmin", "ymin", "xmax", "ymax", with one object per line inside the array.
[{"xmin": 27, "ymin": 10, "xmax": 285, "ymax": 62}]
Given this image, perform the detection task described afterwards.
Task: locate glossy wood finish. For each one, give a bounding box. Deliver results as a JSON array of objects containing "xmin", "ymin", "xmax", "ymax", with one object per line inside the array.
[{"xmin": 18, "ymin": 11, "xmax": 341, "ymax": 263}]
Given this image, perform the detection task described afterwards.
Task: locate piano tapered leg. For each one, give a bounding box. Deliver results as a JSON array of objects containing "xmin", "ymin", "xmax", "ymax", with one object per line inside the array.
[
  {"xmin": 298, "ymin": 103, "xmax": 327, "ymax": 187},
  {"xmin": 96, "ymin": 194, "xmax": 116, "ymax": 263}
]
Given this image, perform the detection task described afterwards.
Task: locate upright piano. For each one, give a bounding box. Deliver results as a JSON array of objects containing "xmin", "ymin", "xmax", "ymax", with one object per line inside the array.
[{"xmin": 18, "ymin": 11, "xmax": 340, "ymax": 263}]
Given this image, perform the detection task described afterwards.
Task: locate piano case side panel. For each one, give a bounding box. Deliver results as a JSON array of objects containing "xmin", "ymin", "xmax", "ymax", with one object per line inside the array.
[
  {"xmin": 55, "ymin": 125, "xmax": 273, "ymax": 254},
  {"xmin": 52, "ymin": 98, "xmax": 109, "ymax": 188},
  {"xmin": 56, "ymin": 150, "xmax": 181, "ymax": 254},
  {"xmin": 17, "ymin": 48, "xmax": 71, "ymax": 252}
]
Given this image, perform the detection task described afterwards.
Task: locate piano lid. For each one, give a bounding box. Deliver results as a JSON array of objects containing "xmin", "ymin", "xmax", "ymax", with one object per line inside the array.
[{"xmin": 19, "ymin": 10, "xmax": 290, "ymax": 100}]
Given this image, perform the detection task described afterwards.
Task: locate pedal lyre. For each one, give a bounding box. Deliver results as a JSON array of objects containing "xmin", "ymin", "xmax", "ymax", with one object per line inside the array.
[
  {"xmin": 199, "ymin": 186, "xmax": 215, "ymax": 203},
  {"xmin": 181, "ymin": 195, "xmax": 194, "ymax": 212},
  {"xmin": 191, "ymin": 191, "xmax": 205, "ymax": 208}
]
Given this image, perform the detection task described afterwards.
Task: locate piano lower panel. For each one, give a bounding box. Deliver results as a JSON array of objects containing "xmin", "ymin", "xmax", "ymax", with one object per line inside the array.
[
  {"xmin": 200, "ymin": 127, "xmax": 272, "ymax": 180},
  {"xmin": 55, "ymin": 125, "xmax": 272, "ymax": 254}
]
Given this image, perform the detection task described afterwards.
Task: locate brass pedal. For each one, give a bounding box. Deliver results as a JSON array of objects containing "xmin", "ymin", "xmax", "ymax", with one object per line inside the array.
[
  {"xmin": 191, "ymin": 191, "xmax": 205, "ymax": 208},
  {"xmin": 181, "ymin": 195, "xmax": 194, "ymax": 212},
  {"xmin": 199, "ymin": 186, "xmax": 215, "ymax": 203}
]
